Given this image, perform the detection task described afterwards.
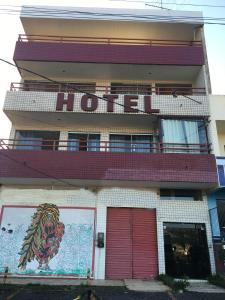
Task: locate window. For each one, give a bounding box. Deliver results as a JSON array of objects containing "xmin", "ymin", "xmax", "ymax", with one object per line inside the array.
[
  {"xmin": 160, "ymin": 189, "xmax": 203, "ymax": 201},
  {"xmin": 155, "ymin": 83, "xmax": 192, "ymax": 95},
  {"xmin": 15, "ymin": 130, "xmax": 60, "ymax": 150},
  {"xmin": 68, "ymin": 133, "xmax": 100, "ymax": 152},
  {"xmin": 111, "ymin": 83, "xmax": 152, "ymax": 95},
  {"xmin": 109, "ymin": 134, "xmax": 155, "ymax": 153},
  {"xmin": 161, "ymin": 119, "xmax": 208, "ymax": 153}
]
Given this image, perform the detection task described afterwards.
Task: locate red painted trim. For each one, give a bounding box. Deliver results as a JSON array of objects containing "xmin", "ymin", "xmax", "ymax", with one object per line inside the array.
[
  {"xmin": 91, "ymin": 209, "xmax": 97, "ymax": 277},
  {"xmin": 0, "ymin": 206, "xmax": 5, "ymax": 226},
  {"xmin": 2, "ymin": 204, "xmax": 95, "ymax": 210}
]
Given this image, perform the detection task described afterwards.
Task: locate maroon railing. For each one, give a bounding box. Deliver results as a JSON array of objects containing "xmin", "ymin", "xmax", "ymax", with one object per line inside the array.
[
  {"xmin": 0, "ymin": 139, "xmax": 211, "ymax": 154},
  {"xmin": 10, "ymin": 82, "xmax": 206, "ymax": 96},
  {"xmin": 18, "ymin": 34, "xmax": 202, "ymax": 47}
]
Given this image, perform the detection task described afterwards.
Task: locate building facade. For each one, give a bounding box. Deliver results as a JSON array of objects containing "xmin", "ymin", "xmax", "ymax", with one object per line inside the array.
[
  {"xmin": 0, "ymin": 6, "xmax": 218, "ymax": 280},
  {"xmin": 208, "ymin": 95, "xmax": 225, "ymax": 273}
]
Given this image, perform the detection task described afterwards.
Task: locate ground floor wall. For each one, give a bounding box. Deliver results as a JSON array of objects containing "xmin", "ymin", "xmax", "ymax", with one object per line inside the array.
[
  {"xmin": 208, "ymin": 188, "xmax": 225, "ymax": 273},
  {"xmin": 0, "ymin": 186, "xmax": 216, "ymax": 279}
]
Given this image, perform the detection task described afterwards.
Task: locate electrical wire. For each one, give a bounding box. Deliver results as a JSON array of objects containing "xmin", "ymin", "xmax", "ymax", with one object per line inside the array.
[
  {"xmin": 0, "ymin": 57, "xmax": 209, "ymax": 144},
  {"xmin": 0, "ymin": 58, "xmax": 155, "ymax": 115},
  {"xmin": 110, "ymin": 0, "xmax": 225, "ymax": 9},
  {"xmin": 0, "ymin": 150, "xmax": 85, "ymax": 188},
  {"xmin": 0, "ymin": 57, "xmax": 210, "ymax": 185},
  {"xmin": 1, "ymin": 6, "xmax": 225, "ymax": 25}
]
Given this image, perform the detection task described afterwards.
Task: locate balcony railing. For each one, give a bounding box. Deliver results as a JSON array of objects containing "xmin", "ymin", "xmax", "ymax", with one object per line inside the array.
[
  {"xmin": 0, "ymin": 139, "xmax": 211, "ymax": 154},
  {"xmin": 10, "ymin": 82, "xmax": 206, "ymax": 96},
  {"xmin": 18, "ymin": 34, "xmax": 202, "ymax": 47}
]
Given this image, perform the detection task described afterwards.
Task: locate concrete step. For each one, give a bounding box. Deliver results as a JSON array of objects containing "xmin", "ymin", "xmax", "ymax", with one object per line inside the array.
[
  {"xmin": 188, "ymin": 281, "xmax": 225, "ymax": 293},
  {"xmin": 124, "ymin": 279, "xmax": 169, "ymax": 292}
]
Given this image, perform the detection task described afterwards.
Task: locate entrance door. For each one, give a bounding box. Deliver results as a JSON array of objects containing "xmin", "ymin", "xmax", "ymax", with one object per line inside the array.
[
  {"xmin": 164, "ymin": 222, "xmax": 211, "ymax": 279},
  {"xmin": 105, "ymin": 208, "xmax": 158, "ymax": 279}
]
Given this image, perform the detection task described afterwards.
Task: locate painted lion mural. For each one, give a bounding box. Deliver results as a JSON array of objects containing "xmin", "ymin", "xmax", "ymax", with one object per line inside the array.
[{"xmin": 18, "ymin": 203, "xmax": 65, "ymax": 270}]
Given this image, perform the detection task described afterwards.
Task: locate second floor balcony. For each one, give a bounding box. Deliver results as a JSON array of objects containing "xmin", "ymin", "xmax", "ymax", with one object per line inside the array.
[{"xmin": 0, "ymin": 137, "xmax": 217, "ymax": 189}]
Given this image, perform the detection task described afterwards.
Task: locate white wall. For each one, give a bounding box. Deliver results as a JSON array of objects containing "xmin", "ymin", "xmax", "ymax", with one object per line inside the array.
[
  {"xmin": 0, "ymin": 186, "xmax": 215, "ymax": 279},
  {"xmin": 209, "ymin": 95, "xmax": 225, "ymax": 156}
]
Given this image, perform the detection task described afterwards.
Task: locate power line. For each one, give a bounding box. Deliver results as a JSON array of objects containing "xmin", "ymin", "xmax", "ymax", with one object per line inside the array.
[
  {"xmin": 146, "ymin": 1, "xmax": 225, "ymax": 9},
  {"xmin": 0, "ymin": 150, "xmax": 85, "ymax": 188},
  {"xmin": 1, "ymin": 6, "xmax": 225, "ymax": 25},
  {"xmin": 0, "ymin": 58, "xmax": 150, "ymax": 115},
  {"xmin": 0, "ymin": 57, "xmax": 209, "ymax": 145},
  {"xmin": 110, "ymin": 0, "xmax": 225, "ymax": 9}
]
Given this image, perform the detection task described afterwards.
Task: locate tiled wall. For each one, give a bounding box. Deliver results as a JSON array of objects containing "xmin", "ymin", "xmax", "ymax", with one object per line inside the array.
[
  {"xmin": 4, "ymin": 91, "xmax": 209, "ymax": 116},
  {"xmin": 0, "ymin": 186, "xmax": 216, "ymax": 279}
]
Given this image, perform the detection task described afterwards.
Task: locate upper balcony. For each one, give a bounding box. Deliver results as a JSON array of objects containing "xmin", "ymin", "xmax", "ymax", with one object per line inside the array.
[
  {"xmin": 17, "ymin": 6, "xmax": 206, "ymax": 82},
  {"xmin": 14, "ymin": 34, "xmax": 204, "ymax": 69}
]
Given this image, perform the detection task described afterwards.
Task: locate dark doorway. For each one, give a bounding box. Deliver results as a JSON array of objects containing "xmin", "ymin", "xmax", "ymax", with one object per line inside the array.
[
  {"xmin": 217, "ymin": 200, "xmax": 225, "ymax": 238},
  {"xmin": 164, "ymin": 222, "xmax": 211, "ymax": 279}
]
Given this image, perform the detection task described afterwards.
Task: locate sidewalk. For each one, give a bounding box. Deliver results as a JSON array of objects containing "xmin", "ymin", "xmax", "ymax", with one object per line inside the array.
[
  {"xmin": 1, "ymin": 276, "xmax": 225, "ymax": 294},
  {"xmin": 187, "ymin": 280, "xmax": 225, "ymax": 293}
]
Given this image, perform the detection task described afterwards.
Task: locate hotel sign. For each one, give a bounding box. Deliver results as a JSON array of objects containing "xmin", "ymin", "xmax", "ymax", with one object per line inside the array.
[{"xmin": 56, "ymin": 93, "xmax": 160, "ymax": 114}]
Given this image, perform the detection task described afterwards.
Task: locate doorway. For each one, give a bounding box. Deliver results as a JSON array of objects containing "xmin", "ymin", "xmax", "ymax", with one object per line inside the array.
[{"xmin": 164, "ymin": 222, "xmax": 211, "ymax": 279}]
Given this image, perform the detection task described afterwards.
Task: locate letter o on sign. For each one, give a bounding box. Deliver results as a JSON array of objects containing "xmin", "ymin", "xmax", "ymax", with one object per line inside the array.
[{"xmin": 81, "ymin": 95, "xmax": 98, "ymax": 112}]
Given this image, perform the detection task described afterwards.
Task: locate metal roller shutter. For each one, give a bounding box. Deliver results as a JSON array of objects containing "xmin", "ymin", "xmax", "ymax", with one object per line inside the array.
[
  {"xmin": 105, "ymin": 208, "xmax": 132, "ymax": 279},
  {"xmin": 106, "ymin": 208, "xmax": 158, "ymax": 279}
]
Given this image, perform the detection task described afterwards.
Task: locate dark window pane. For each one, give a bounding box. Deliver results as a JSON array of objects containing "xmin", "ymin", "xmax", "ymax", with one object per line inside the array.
[
  {"xmin": 109, "ymin": 135, "xmax": 131, "ymax": 152},
  {"xmin": 156, "ymin": 83, "xmax": 192, "ymax": 95},
  {"xmin": 160, "ymin": 189, "xmax": 202, "ymax": 201},
  {"xmin": 111, "ymin": 83, "xmax": 151, "ymax": 95},
  {"xmin": 15, "ymin": 130, "xmax": 59, "ymax": 150},
  {"xmin": 68, "ymin": 133, "xmax": 100, "ymax": 152}
]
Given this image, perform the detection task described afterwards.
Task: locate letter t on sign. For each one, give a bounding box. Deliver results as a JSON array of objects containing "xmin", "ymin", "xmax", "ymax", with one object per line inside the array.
[{"xmin": 56, "ymin": 93, "xmax": 74, "ymax": 111}]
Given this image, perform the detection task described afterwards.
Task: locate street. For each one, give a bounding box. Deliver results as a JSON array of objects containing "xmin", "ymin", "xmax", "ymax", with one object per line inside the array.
[{"xmin": 1, "ymin": 285, "xmax": 225, "ymax": 300}]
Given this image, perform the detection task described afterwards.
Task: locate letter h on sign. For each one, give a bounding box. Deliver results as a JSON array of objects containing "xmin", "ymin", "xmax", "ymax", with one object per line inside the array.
[{"xmin": 56, "ymin": 93, "xmax": 74, "ymax": 111}]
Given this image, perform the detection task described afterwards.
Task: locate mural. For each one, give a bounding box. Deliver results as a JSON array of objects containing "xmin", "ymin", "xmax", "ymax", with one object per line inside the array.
[
  {"xmin": 18, "ymin": 203, "xmax": 65, "ymax": 271},
  {"xmin": 0, "ymin": 205, "xmax": 95, "ymax": 277}
]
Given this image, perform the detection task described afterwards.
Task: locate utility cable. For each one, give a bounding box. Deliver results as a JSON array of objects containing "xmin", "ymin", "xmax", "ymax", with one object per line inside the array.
[
  {"xmin": 0, "ymin": 58, "xmax": 209, "ymax": 145},
  {"xmin": 0, "ymin": 58, "xmax": 157, "ymax": 115},
  {"xmin": 1, "ymin": 6, "xmax": 225, "ymax": 25}
]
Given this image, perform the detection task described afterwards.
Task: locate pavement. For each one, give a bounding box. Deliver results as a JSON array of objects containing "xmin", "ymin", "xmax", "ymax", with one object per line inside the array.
[{"xmin": 0, "ymin": 277, "xmax": 225, "ymax": 300}]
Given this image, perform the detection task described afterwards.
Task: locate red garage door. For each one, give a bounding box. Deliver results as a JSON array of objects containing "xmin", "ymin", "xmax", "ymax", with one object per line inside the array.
[{"xmin": 106, "ymin": 208, "xmax": 158, "ymax": 279}]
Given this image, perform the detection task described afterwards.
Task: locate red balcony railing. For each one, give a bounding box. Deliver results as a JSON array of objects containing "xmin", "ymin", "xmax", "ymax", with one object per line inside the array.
[
  {"xmin": 10, "ymin": 82, "xmax": 206, "ymax": 96},
  {"xmin": 18, "ymin": 34, "xmax": 202, "ymax": 47},
  {"xmin": 0, "ymin": 139, "xmax": 211, "ymax": 154}
]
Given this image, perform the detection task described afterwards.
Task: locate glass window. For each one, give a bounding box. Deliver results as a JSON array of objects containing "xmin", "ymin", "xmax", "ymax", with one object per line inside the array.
[
  {"xmin": 109, "ymin": 134, "xmax": 154, "ymax": 153},
  {"xmin": 161, "ymin": 119, "xmax": 208, "ymax": 154},
  {"xmin": 15, "ymin": 130, "xmax": 60, "ymax": 150},
  {"xmin": 111, "ymin": 83, "xmax": 151, "ymax": 95},
  {"xmin": 68, "ymin": 133, "xmax": 100, "ymax": 152},
  {"xmin": 160, "ymin": 189, "xmax": 203, "ymax": 201},
  {"xmin": 155, "ymin": 83, "xmax": 192, "ymax": 95}
]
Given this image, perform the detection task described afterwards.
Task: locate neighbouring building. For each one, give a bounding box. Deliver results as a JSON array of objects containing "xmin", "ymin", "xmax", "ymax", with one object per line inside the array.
[
  {"xmin": 0, "ymin": 6, "xmax": 218, "ymax": 280},
  {"xmin": 208, "ymin": 95, "xmax": 225, "ymax": 273}
]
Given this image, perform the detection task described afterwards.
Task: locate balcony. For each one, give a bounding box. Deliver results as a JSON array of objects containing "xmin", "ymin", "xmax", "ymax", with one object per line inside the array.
[
  {"xmin": 14, "ymin": 35, "xmax": 204, "ymax": 81},
  {"xmin": 4, "ymin": 82, "xmax": 209, "ymax": 126},
  {"xmin": 0, "ymin": 138, "xmax": 217, "ymax": 188}
]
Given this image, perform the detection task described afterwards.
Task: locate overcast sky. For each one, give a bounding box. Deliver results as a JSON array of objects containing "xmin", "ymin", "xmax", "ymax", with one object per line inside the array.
[{"xmin": 0, "ymin": 0, "xmax": 225, "ymax": 138}]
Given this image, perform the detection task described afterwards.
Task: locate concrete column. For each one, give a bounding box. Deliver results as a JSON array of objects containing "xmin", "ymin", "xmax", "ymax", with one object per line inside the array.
[
  {"xmin": 94, "ymin": 203, "xmax": 107, "ymax": 279},
  {"xmin": 58, "ymin": 131, "xmax": 68, "ymax": 151}
]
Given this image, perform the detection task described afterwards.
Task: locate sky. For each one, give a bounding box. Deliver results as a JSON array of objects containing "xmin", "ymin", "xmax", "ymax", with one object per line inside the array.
[{"xmin": 0, "ymin": 0, "xmax": 225, "ymax": 138}]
